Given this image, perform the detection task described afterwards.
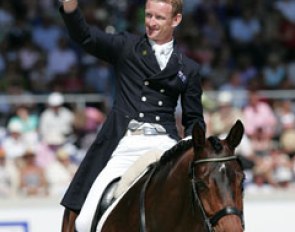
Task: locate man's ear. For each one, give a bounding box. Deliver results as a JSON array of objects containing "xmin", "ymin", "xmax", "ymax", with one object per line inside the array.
[{"xmin": 172, "ymin": 13, "xmax": 182, "ymax": 27}]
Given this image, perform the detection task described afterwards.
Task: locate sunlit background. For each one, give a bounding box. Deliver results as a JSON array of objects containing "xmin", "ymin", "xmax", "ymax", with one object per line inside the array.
[{"xmin": 1, "ymin": 0, "xmax": 295, "ymax": 231}]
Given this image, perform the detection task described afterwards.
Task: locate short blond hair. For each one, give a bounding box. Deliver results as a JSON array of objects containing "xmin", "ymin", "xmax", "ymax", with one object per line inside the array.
[{"xmin": 149, "ymin": 0, "xmax": 183, "ymax": 16}]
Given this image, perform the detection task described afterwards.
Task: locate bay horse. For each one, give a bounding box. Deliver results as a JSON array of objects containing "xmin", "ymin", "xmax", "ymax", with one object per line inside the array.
[{"xmin": 62, "ymin": 120, "xmax": 245, "ymax": 232}]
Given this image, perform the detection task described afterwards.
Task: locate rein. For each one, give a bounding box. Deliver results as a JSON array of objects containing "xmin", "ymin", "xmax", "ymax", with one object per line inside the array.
[
  {"xmin": 190, "ymin": 156, "xmax": 245, "ymax": 232},
  {"xmin": 139, "ymin": 163, "xmax": 158, "ymax": 232}
]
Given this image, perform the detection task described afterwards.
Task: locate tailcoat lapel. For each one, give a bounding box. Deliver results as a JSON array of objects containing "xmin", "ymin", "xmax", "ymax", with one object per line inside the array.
[
  {"xmin": 135, "ymin": 36, "xmax": 161, "ymax": 73},
  {"xmin": 135, "ymin": 36, "xmax": 183, "ymax": 79},
  {"xmin": 149, "ymin": 48, "xmax": 182, "ymax": 80}
]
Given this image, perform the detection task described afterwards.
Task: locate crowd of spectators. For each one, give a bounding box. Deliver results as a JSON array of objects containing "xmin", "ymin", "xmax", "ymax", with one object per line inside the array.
[{"xmin": 1, "ymin": 0, "xmax": 295, "ymax": 198}]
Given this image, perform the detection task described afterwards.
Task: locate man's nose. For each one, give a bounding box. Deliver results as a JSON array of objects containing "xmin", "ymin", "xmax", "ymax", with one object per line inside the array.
[{"xmin": 148, "ymin": 17, "xmax": 157, "ymax": 27}]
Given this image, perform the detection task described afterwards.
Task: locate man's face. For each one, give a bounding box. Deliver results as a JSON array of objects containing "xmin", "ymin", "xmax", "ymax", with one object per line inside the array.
[{"xmin": 145, "ymin": 0, "xmax": 182, "ymax": 44}]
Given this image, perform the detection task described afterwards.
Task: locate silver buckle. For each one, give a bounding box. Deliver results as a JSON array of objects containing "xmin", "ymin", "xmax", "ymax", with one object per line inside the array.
[
  {"xmin": 143, "ymin": 127, "xmax": 158, "ymax": 135},
  {"xmin": 129, "ymin": 127, "xmax": 166, "ymax": 136}
]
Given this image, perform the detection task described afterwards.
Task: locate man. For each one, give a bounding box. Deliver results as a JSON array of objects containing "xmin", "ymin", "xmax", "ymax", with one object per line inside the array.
[{"xmin": 59, "ymin": 0, "xmax": 205, "ymax": 231}]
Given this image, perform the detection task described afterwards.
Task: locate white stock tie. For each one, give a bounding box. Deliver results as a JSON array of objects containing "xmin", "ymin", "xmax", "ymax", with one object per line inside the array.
[
  {"xmin": 150, "ymin": 40, "xmax": 174, "ymax": 70},
  {"xmin": 154, "ymin": 47, "xmax": 167, "ymax": 70}
]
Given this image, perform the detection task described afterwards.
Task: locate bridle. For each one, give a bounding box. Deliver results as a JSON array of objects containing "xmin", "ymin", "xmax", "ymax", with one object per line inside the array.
[{"xmin": 190, "ymin": 156, "xmax": 245, "ymax": 232}]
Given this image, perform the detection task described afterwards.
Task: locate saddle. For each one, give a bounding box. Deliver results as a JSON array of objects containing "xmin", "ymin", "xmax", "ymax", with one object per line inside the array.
[
  {"xmin": 90, "ymin": 177, "xmax": 121, "ymax": 232},
  {"xmin": 90, "ymin": 149, "xmax": 163, "ymax": 232}
]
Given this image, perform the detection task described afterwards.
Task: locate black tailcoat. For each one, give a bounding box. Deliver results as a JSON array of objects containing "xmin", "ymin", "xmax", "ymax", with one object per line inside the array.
[{"xmin": 60, "ymin": 8, "xmax": 205, "ymax": 211}]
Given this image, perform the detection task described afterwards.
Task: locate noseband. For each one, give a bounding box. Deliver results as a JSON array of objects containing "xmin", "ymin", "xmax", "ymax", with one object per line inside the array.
[{"xmin": 190, "ymin": 156, "xmax": 245, "ymax": 232}]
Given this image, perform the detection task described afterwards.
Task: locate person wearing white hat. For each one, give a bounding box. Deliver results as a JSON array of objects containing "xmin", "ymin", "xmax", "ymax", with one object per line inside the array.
[
  {"xmin": 39, "ymin": 92, "xmax": 74, "ymax": 146},
  {"xmin": 2, "ymin": 121, "xmax": 27, "ymax": 161},
  {"xmin": 48, "ymin": 92, "xmax": 65, "ymax": 107}
]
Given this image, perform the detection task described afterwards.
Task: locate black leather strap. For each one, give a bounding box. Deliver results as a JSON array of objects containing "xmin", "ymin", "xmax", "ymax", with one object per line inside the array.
[
  {"xmin": 209, "ymin": 207, "xmax": 243, "ymax": 226},
  {"xmin": 139, "ymin": 164, "xmax": 157, "ymax": 232}
]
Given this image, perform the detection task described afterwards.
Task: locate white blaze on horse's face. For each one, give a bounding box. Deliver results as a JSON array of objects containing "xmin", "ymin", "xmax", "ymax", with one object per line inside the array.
[{"xmin": 219, "ymin": 163, "xmax": 226, "ymax": 173}]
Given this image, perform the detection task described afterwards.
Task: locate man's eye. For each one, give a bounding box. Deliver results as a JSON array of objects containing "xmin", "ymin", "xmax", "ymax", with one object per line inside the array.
[
  {"xmin": 145, "ymin": 13, "xmax": 152, "ymax": 18},
  {"xmin": 156, "ymin": 16, "xmax": 165, "ymax": 20}
]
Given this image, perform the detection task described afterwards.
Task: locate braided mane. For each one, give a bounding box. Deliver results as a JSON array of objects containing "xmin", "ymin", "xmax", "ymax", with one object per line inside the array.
[
  {"xmin": 159, "ymin": 139, "xmax": 193, "ymax": 166},
  {"xmin": 156, "ymin": 135, "xmax": 225, "ymax": 170}
]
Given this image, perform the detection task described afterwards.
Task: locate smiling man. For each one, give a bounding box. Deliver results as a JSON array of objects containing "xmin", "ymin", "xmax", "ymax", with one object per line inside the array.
[
  {"xmin": 59, "ymin": 0, "xmax": 205, "ymax": 231},
  {"xmin": 145, "ymin": 0, "xmax": 182, "ymax": 43}
]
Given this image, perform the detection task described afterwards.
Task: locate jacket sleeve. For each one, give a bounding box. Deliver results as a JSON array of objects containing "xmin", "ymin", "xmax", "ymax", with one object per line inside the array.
[
  {"xmin": 181, "ymin": 65, "xmax": 206, "ymax": 137},
  {"xmin": 59, "ymin": 7, "xmax": 127, "ymax": 64}
]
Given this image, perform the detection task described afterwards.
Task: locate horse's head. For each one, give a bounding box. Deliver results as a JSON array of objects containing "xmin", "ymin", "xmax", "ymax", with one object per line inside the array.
[{"xmin": 190, "ymin": 120, "xmax": 245, "ymax": 232}]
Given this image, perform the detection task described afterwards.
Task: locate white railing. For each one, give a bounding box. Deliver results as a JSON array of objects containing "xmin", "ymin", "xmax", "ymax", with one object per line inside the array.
[
  {"xmin": 0, "ymin": 93, "xmax": 111, "ymax": 109},
  {"xmin": 0, "ymin": 90, "xmax": 293, "ymax": 112}
]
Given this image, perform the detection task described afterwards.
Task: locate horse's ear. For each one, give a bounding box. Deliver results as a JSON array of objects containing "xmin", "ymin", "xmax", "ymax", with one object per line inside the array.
[
  {"xmin": 192, "ymin": 121, "xmax": 206, "ymax": 152},
  {"xmin": 225, "ymin": 120, "xmax": 244, "ymax": 149}
]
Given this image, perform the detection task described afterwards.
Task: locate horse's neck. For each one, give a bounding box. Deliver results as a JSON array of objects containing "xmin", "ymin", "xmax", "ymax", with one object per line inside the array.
[
  {"xmin": 152, "ymin": 150, "xmax": 196, "ymax": 208},
  {"xmin": 145, "ymin": 150, "xmax": 204, "ymax": 231}
]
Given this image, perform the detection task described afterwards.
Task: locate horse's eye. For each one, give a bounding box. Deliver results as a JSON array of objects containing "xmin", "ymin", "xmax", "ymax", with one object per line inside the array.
[{"xmin": 195, "ymin": 180, "xmax": 208, "ymax": 192}]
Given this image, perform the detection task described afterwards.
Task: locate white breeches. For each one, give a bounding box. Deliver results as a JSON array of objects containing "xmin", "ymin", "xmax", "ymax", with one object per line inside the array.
[{"xmin": 75, "ymin": 133, "xmax": 177, "ymax": 232}]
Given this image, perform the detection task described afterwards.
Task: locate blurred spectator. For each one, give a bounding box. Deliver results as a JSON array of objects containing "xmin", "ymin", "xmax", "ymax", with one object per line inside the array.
[
  {"xmin": 7, "ymin": 105, "xmax": 39, "ymax": 145},
  {"xmin": 208, "ymin": 45, "xmax": 233, "ymax": 88},
  {"xmin": 191, "ymin": 35, "xmax": 215, "ymax": 77},
  {"xmin": 200, "ymin": 78, "xmax": 217, "ymax": 112},
  {"xmin": 183, "ymin": 0, "xmax": 202, "ymax": 14},
  {"xmin": 45, "ymin": 147, "xmax": 77, "ymax": 197},
  {"xmin": 0, "ymin": 148, "xmax": 19, "ymax": 197},
  {"xmin": 278, "ymin": 16, "xmax": 295, "ymax": 60},
  {"xmin": 236, "ymin": 54, "xmax": 258, "ymax": 88},
  {"xmin": 33, "ymin": 140, "xmax": 57, "ymax": 169},
  {"xmin": 0, "ymin": 42, "xmax": 6, "ymax": 78},
  {"xmin": 73, "ymin": 106, "xmax": 105, "ymax": 135},
  {"xmin": 19, "ymin": 150, "xmax": 48, "ymax": 196},
  {"xmin": 28, "ymin": 56, "xmax": 51, "ymax": 93},
  {"xmin": 200, "ymin": 10, "xmax": 225, "ymax": 50},
  {"xmin": 209, "ymin": 91, "xmax": 255, "ymax": 182},
  {"xmin": 46, "ymin": 36, "xmax": 78, "ymax": 80},
  {"xmin": 73, "ymin": 106, "xmax": 105, "ymax": 151},
  {"xmin": 1, "ymin": 59, "xmax": 25, "ymax": 91},
  {"xmin": 31, "ymin": 13, "xmax": 63, "ymax": 52},
  {"xmin": 274, "ymin": 99, "xmax": 295, "ymax": 131},
  {"xmin": 250, "ymin": 127, "xmax": 275, "ymax": 158},
  {"xmin": 286, "ymin": 60, "xmax": 295, "ymax": 86},
  {"xmin": 280, "ymin": 128, "xmax": 295, "ymax": 155},
  {"xmin": 209, "ymin": 91, "xmax": 244, "ymax": 136},
  {"xmin": 243, "ymin": 90, "xmax": 278, "ymax": 138},
  {"xmin": 61, "ymin": 66, "xmax": 84, "ymax": 93},
  {"xmin": 262, "ymin": 53, "xmax": 286, "ymax": 89},
  {"xmin": 84, "ymin": 60, "xmax": 115, "ymax": 95},
  {"xmin": 273, "ymin": 98, "xmax": 295, "ymax": 159},
  {"xmin": 39, "ymin": 92, "xmax": 74, "ymax": 146},
  {"xmin": 17, "ymin": 37, "xmax": 42, "ymax": 85},
  {"xmin": 229, "ymin": 7, "xmax": 261, "ymax": 54},
  {"xmin": 246, "ymin": 170, "xmax": 275, "ymax": 194},
  {"xmin": 2, "ymin": 120, "xmax": 28, "ymax": 161},
  {"xmin": 37, "ymin": 0, "xmax": 57, "ymax": 14},
  {"xmin": 219, "ymin": 70, "xmax": 247, "ymax": 108},
  {"xmin": 6, "ymin": 17, "xmax": 31, "ymax": 51},
  {"xmin": 0, "ymin": 2, "xmax": 15, "ymax": 41},
  {"xmin": 274, "ymin": 0, "xmax": 295, "ymax": 24},
  {"xmin": 270, "ymin": 148, "xmax": 293, "ymax": 188}
]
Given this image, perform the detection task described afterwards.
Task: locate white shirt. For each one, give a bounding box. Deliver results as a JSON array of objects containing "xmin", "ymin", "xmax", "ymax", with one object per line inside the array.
[
  {"xmin": 149, "ymin": 39, "xmax": 174, "ymax": 70},
  {"xmin": 39, "ymin": 107, "xmax": 74, "ymax": 145}
]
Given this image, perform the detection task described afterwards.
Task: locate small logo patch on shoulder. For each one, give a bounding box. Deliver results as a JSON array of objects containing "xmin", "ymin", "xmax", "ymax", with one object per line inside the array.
[{"xmin": 178, "ymin": 70, "xmax": 187, "ymax": 83}]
